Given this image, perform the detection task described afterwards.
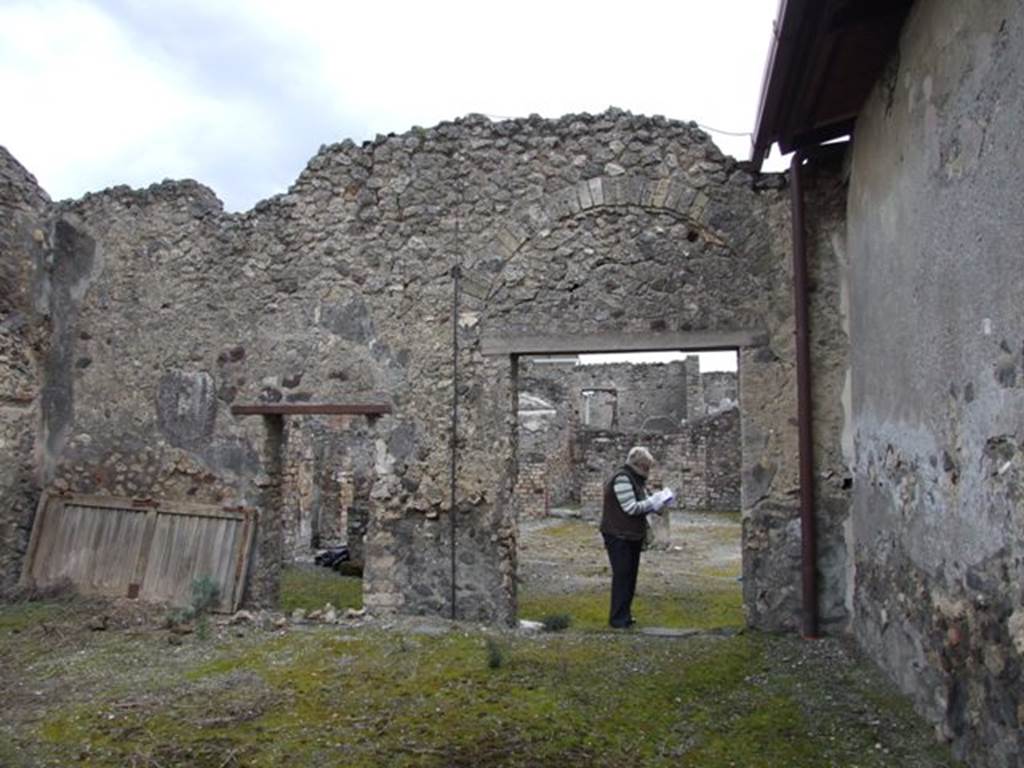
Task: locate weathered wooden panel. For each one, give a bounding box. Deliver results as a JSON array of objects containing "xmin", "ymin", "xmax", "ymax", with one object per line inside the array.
[
  {"xmin": 21, "ymin": 492, "xmax": 256, "ymax": 612},
  {"xmin": 143, "ymin": 512, "xmax": 242, "ymax": 611}
]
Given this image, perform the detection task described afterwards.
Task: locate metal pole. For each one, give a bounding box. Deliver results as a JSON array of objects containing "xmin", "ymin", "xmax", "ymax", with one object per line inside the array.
[
  {"xmin": 790, "ymin": 150, "xmax": 818, "ymax": 639},
  {"xmin": 449, "ymin": 224, "xmax": 461, "ymax": 621},
  {"xmin": 788, "ymin": 140, "xmax": 848, "ymax": 639}
]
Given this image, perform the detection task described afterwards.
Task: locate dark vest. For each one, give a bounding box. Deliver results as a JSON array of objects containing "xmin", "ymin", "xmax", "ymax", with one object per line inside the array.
[{"xmin": 600, "ymin": 465, "xmax": 647, "ymax": 541}]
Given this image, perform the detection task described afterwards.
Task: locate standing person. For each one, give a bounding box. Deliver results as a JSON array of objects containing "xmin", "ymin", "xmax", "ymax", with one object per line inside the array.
[{"xmin": 599, "ymin": 446, "xmax": 674, "ymax": 629}]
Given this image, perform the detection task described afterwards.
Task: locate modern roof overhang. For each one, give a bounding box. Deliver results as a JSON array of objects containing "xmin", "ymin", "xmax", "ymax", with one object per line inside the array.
[{"xmin": 750, "ymin": 0, "xmax": 914, "ymax": 169}]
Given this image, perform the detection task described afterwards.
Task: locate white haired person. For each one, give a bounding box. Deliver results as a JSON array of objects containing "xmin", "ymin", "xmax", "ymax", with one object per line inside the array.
[{"xmin": 599, "ymin": 446, "xmax": 675, "ymax": 629}]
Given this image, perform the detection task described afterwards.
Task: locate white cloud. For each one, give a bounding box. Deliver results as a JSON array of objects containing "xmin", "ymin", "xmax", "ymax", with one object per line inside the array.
[
  {"xmin": 0, "ymin": 0, "xmax": 286, "ymax": 206},
  {"xmin": 0, "ymin": 0, "xmax": 784, "ymax": 210}
]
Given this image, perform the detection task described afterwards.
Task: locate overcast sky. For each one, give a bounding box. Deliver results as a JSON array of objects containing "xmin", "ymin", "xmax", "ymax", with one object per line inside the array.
[{"xmin": 1, "ymin": 0, "xmax": 784, "ymax": 212}]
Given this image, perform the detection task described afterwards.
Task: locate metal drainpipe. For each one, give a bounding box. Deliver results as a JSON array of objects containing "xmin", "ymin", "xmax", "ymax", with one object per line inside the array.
[
  {"xmin": 789, "ymin": 149, "xmax": 818, "ymax": 639},
  {"xmin": 789, "ymin": 140, "xmax": 850, "ymax": 639}
]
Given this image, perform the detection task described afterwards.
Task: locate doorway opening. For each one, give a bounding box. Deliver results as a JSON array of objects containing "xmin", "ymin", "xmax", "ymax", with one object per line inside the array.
[
  {"xmin": 260, "ymin": 411, "xmax": 379, "ymax": 619},
  {"xmin": 513, "ymin": 348, "xmax": 742, "ymax": 631}
]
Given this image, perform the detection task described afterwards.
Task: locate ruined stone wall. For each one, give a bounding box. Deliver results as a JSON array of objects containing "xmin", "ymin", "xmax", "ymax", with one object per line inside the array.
[
  {"xmin": 577, "ymin": 429, "xmax": 685, "ymax": 519},
  {"xmin": 682, "ymin": 407, "xmax": 741, "ymax": 513},
  {"xmin": 518, "ymin": 357, "xmax": 693, "ymax": 507},
  {"xmin": 517, "ymin": 363, "xmax": 576, "ymax": 505},
  {"xmin": 577, "ymin": 407, "xmax": 739, "ymax": 517},
  {"xmin": 683, "ymin": 356, "xmax": 704, "ymax": 421},
  {"xmin": 0, "ymin": 149, "xmax": 51, "ymax": 591},
  {"xmin": 0, "ymin": 109, "xmax": 851, "ymax": 631},
  {"xmin": 570, "ymin": 360, "xmax": 690, "ymax": 430},
  {"xmin": 701, "ymin": 371, "xmax": 737, "ymax": 413},
  {"xmin": 847, "ymin": 1, "xmax": 1024, "ymax": 763},
  {"xmin": 278, "ymin": 415, "xmax": 376, "ymax": 562},
  {"xmin": 516, "ymin": 358, "xmax": 741, "ymax": 515},
  {"xmin": 512, "ymin": 462, "xmax": 548, "ymax": 520}
]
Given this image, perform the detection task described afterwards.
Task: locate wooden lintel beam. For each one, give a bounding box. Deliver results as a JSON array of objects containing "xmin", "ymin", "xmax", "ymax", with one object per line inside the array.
[{"xmin": 230, "ymin": 404, "xmax": 392, "ymax": 417}]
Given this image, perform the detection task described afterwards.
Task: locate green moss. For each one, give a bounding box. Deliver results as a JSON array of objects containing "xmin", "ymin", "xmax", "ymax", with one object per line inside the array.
[
  {"xmin": 518, "ymin": 585, "xmax": 743, "ymax": 631},
  {"xmin": 680, "ymin": 695, "xmax": 820, "ymax": 767},
  {"xmin": 23, "ymin": 617, "xmax": 953, "ymax": 768},
  {"xmin": 279, "ymin": 567, "xmax": 362, "ymax": 613},
  {"xmin": 535, "ymin": 520, "xmax": 593, "ymax": 541},
  {"xmin": 0, "ymin": 602, "xmax": 68, "ymax": 633}
]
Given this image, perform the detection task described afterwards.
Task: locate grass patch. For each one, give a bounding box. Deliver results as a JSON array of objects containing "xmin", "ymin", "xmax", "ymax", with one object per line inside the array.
[
  {"xmin": 485, "ymin": 636, "xmax": 507, "ymax": 669},
  {"xmin": 29, "ymin": 628, "xmax": 953, "ymax": 767},
  {"xmin": 540, "ymin": 613, "xmax": 572, "ymax": 632},
  {"xmin": 537, "ymin": 520, "xmax": 593, "ymax": 541},
  {"xmin": 11, "ymin": 606, "xmax": 954, "ymax": 768},
  {"xmin": 519, "ymin": 585, "xmax": 743, "ymax": 631},
  {"xmin": 279, "ymin": 566, "xmax": 362, "ymax": 613},
  {"xmin": 0, "ymin": 601, "xmax": 69, "ymax": 634}
]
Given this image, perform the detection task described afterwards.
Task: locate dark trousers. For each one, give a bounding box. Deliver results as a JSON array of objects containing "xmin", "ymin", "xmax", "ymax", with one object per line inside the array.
[{"xmin": 603, "ymin": 533, "xmax": 642, "ymax": 628}]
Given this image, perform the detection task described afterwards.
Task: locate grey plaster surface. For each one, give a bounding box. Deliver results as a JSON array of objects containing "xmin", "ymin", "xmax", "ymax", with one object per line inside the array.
[{"xmin": 847, "ymin": 1, "xmax": 1024, "ymax": 763}]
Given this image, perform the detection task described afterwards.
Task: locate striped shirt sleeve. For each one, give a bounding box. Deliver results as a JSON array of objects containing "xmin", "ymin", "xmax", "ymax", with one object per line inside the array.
[{"xmin": 613, "ymin": 474, "xmax": 657, "ymax": 516}]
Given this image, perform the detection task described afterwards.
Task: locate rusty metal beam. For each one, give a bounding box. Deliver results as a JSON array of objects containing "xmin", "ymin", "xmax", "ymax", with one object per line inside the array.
[{"xmin": 230, "ymin": 404, "xmax": 391, "ymax": 417}]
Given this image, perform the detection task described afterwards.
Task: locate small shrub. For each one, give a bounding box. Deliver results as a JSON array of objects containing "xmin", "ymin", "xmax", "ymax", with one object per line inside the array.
[
  {"xmin": 190, "ymin": 576, "xmax": 220, "ymax": 616},
  {"xmin": 164, "ymin": 577, "xmax": 220, "ymax": 639},
  {"xmin": 164, "ymin": 607, "xmax": 193, "ymax": 628},
  {"xmin": 191, "ymin": 577, "xmax": 220, "ymax": 641},
  {"xmin": 540, "ymin": 613, "xmax": 572, "ymax": 633},
  {"xmin": 485, "ymin": 637, "xmax": 507, "ymax": 669}
]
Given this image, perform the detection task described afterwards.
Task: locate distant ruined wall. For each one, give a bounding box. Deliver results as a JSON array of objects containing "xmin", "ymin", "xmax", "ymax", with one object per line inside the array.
[
  {"xmin": 847, "ymin": 1, "xmax": 1024, "ymax": 763},
  {"xmin": 577, "ymin": 429, "xmax": 686, "ymax": 518},
  {"xmin": 702, "ymin": 371, "xmax": 737, "ymax": 412},
  {"xmin": 0, "ymin": 109, "xmax": 850, "ymax": 630},
  {"xmin": 576, "ymin": 407, "xmax": 740, "ymax": 518},
  {"xmin": 571, "ymin": 360, "xmax": 691, "ymax": 430},
  {"xmin": 680, "ymin": 407, "xmax": 741, "ymax": 513},
  {"xmin": 518, "ymin": 357, "xmax": 694, "ymax": 509}
]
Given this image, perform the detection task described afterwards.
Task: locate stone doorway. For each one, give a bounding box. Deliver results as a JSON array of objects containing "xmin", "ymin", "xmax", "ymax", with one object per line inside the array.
[
  {"xmin": 485, "ymin": 333, "xmax": 748, "ymax": 629},
  {"xmin": 515, "ymin": 348, "xmax": 742, "ymax": 630}
]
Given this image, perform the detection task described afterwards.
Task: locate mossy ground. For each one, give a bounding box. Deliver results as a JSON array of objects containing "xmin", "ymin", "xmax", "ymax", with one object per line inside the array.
[
  {"xmin": 0, "ymin": 514, "xmax": 953, "ymax": 766},
  {"xmin": 518, "ymin": 585, "xmax": 742, "ymax": 631},
  {"xmin": 0, "ymin": 598, "xmax": 954, "ymax": 768},
  {"xmin": 279, "ymin": 566, "xmax": 363, "ymax": 613},
  {"xmin": 517, "ymin": 514, "xmax": 744, "ymax": 631}
]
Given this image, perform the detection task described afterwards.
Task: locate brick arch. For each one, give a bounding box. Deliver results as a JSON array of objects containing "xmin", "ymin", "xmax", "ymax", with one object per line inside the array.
[{"xmin": 479, "ymin": 174, "xmax": 731, "ymax": 304}]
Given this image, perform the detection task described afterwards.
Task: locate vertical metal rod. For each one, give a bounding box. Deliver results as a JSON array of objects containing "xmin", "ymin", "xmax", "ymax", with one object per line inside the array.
[
  {"xmin": 790, "ymin": 150, "xmax": 818, "ymax": 639},
  {"xmin": 449, "ymin": 222, "xmax": 461, "ymax": 621}
]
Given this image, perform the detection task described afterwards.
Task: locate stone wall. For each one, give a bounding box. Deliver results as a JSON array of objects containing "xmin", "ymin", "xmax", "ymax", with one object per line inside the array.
[
  {"xmin": 846, "ymin": 1, "xmax": 1024, "ymax": 763},
  {"xmin": 577, "ymin": 406, "xmax": 739, "ymax": 518},
  {"xmin": 577, "ymin": 429, "xmax": 685, "ymax": 520},
  {"xmin": 512, "ymin": 461, "xmax": 548, "ymax": 520},
  {"xmin": 0, "ymin": 108, "xmax": 850, "ymax": 631},
  {"xmin": 0, "ymin": 149, "xmax": 51, "ymax": 591},
  {"xmin": 517, "ymin": 363, "xmax": 576, "ymax": 506},
  {"xmin": 278, "ymin": 415, "xmax": 376, "ymax": 563},
  {"xmin": 702, "ymin": 371, "xmax": 737, "ymax": 413},
  {"xmin": 517, "ymin": 358, "xmax": 741, "ymax": 515},
  {"xmin": 518, "ymin": 357, "xmax": 694, "ymax": 507},
  {"xmin": 571, "ymin": 360, "xmax": 691, "ymax": 430},
  {"xmin": 680, "ymin": 407, "xmax": 741, "ymax": 513}
]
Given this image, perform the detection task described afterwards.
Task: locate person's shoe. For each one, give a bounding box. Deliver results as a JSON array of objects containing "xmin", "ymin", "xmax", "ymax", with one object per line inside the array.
[{"xmin": 626, "ymin": 618, "xmax": 637, "ymax": 627}]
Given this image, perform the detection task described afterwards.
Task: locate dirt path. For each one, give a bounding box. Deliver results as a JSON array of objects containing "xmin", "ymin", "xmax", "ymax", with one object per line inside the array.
[
  {"xmin": 518, "ymin": 510, "xmax": 741, "ymax": 597},
  {"xmin": 516, "ymin": 510, "xmax": 743, "ymax": 629}
]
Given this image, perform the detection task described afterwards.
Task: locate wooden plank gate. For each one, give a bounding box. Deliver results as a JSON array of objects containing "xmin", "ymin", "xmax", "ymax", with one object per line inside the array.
[{"xmin": 20, "ymin": 492, "xmax": 257, "ymax": 613}]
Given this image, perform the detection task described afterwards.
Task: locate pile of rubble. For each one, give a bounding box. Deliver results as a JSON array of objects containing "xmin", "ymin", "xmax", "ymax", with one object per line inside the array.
[{"xmin": 226, "ymin": 603, "xmax": 367, "ymax": 632}]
